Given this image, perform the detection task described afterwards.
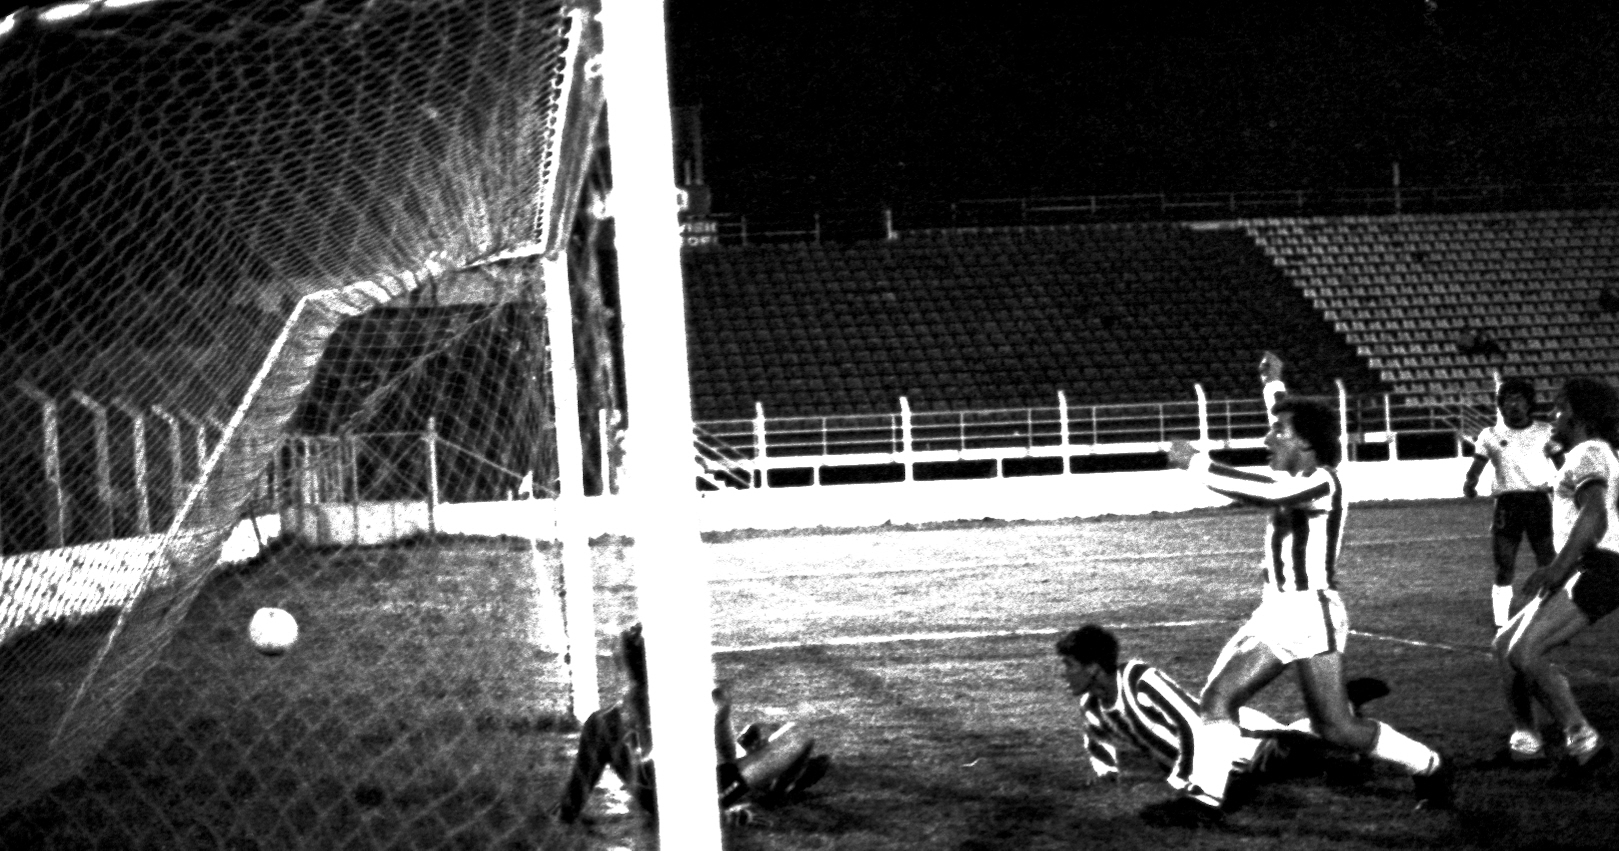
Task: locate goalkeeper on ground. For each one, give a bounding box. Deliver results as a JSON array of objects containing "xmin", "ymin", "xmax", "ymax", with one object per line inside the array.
[
  {"xmin": 553, "ymin": 623, "xmax": 830, "ymax": 825},
  {"xmin": 1057, "ymin": 624, "xmax": 1388, "ymax": 803}
]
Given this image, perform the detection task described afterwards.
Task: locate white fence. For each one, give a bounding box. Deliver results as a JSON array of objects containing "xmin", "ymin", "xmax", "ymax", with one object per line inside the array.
[
  {"xmin": 4, "ymin": 382, "xmax": 1495, "ymax": 556},
  {"xmin": 692, "ymin": 385, "xmax": 1493, "ymax": 488}
]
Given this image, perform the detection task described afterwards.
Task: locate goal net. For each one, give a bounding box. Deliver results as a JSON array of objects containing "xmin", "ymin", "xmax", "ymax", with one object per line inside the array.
[{"xmin": 0, "ymin": 0, "xmax": 625, "ymax": 846}]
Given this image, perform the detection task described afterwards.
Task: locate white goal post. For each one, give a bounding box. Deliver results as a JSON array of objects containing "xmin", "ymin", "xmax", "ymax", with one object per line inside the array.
[{"xmin": 598, "ymin": 1, "xmax": 724, "ymax": 848}]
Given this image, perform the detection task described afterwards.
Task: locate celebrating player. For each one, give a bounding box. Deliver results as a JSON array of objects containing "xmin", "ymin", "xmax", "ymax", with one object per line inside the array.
[
  {"xmin": 552, "ymin": 623, "xmax": 830, "ymax": 826},
  {"xmin": 1492, "ymin": 376, "xmax": 1619, "ymax": 784},
  {"xmin": 1462, "ymin": 377, "xmax": 1560, "ymax": 629},
  {"xmin": 1148, "ymin": 396, "xmax": 1453, "ymax": 828},
  {"xmin": 1056, "ymin": 624, "xmax": 1390, "ymax": 801}
]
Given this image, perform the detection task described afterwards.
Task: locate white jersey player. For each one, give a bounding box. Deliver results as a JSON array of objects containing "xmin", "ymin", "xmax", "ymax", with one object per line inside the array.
[
  {"xmin": 1463, "ymin": 378, "xmax": 1559, "ymax": 628},
  {"xmin": 1493, "ymin": 377, "xmax": 1619, "ymax": 786}
]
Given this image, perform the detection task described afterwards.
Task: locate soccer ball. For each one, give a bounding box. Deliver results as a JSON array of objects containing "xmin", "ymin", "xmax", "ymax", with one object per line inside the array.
[{"xmin": 249, "ymin": 607, "xmax": 299, "ymax": 655}]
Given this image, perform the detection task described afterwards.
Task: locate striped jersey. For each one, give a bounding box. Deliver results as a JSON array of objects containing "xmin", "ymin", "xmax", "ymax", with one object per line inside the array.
[
  {"xmin": 1190, "ymin": 456, "xmax": 1347, "ymax": 592},
  {"xmin": 1077, "ymin": 660, "xmax": 1203, "ymax": 788}
]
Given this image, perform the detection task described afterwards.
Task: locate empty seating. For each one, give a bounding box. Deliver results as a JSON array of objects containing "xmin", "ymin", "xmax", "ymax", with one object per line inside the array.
[
  {"xmin": 681, "ymin": 222, "xmax": 1384, "ymax": 419},
  {"xmin": 1243, "ymin": 210, "xmax": 1619, "ymax": 401}
]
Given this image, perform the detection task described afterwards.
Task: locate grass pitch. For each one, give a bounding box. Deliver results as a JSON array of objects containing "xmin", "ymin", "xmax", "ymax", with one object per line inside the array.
[{"xmin": 3, "ymin": 499, "xmax": 1618, "ymax": 850}]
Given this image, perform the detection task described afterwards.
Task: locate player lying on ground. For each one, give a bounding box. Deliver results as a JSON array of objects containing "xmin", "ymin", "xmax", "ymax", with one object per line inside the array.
[
  {"xmin": 1493, "ymin": 376, "xmax": 1619, "ymax": 786},
  {"xmin": 1150, "ymin": 396, "xmax": 1454, "ymax": 828},
  {"xmin": 552, "ymin": 623, "xmax": 831, "ymax": 826},
  {"xmin": 1056, "ymin": 624, "xmax": 1390, "ymax": 804}
]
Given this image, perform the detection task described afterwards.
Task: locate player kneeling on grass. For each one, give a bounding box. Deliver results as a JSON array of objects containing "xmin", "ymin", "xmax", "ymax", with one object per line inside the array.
[
  {"xmin": 1057, "ymin": 624, "xmax": 1389, "ymax": 803},
  {"xmin": 1150, "ymin": 396, "xmax": 1455, "ymax": 828},
  {"xmin": 553, "ymin": 623, "xmax": 830, "ymax": 826},
  {"xmin": 1492, "ymin": 376, "xmax": 1619, "ymax": 786}
]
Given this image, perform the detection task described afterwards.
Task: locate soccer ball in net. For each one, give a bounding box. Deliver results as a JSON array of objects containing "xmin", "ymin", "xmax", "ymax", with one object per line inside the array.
[{"xmin": 249, "ymin": 608, "xmax": 299, "ymax": 655}]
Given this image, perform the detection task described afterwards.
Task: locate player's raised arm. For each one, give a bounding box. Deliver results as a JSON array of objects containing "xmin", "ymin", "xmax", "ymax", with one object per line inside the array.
[{"xmin": 1167, "ymin": 438, "xmax": 1330, "ymax": 508}]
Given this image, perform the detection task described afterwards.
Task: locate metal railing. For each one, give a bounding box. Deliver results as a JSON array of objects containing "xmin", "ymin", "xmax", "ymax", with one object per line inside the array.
[
  {"xmin": 693, "ymin": 423, "xmax": 756, "ymax": 489},
  {"xmin": 692, "ymin": 386, "xmax": 1498, "ymax": 485},
  {"xmin": 682, "ymin": 181, "xmax": 1619, "ymax": 248}
]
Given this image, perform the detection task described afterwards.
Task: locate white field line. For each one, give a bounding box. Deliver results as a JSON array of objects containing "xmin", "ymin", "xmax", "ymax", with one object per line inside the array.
[
  {"xmin": 713, "ymin": 622, "xmax": 1483, "ymax": 658},
  {"xmin": 718, "ymin": 621, "xmax": 1619, "ymax": 686},
  {"xmin": 712, "ymin": 533, "xmax": 1482, "ymax": 583},
  {"xmin": 713, "ymin": 620, "xmax": 1229, "ymax": 654},
  {"xmin": 1349, "ymin": 628, "xmax": 1491, "ymax": 657}
]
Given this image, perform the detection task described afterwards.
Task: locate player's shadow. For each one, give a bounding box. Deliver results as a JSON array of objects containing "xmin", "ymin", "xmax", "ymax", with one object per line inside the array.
[{"xmin": 752, "ymin": 646, "xmax": 1080, "ymax": 847}]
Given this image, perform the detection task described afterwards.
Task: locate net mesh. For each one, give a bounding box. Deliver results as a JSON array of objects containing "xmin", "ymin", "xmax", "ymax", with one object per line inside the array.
[{"xmin": 0, "ymin": 0, "xmax": 621, "ymax": 845}]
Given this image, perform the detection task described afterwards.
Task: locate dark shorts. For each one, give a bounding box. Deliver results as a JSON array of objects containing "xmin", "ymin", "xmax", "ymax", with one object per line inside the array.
[
  {"xmin": 1570, "ymin": 549, "xmax": 1619, "ymax": 622},
  {"xmin": 1493, "ymin": 491, "xmax": 1553, "ymax": 541}
]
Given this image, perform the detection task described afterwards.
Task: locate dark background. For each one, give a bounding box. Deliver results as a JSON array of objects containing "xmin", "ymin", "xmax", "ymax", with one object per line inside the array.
[
  {"xmin": 665, "ymin": 0, "xmax": 1619, "ymax": 213},
  {"xmin": 3, "ymin": 0, "xmax": 1617, "ymax": 215}
]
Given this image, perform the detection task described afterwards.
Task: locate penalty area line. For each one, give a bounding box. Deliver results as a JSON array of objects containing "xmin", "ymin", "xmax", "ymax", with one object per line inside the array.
[
  {"xmin": 1353, "ymin": 627, "xmax": 1619, "ymax": 685},
  {"xmin": 1350, "ymin": 628, "xmax": 1491, "ymax": 657},
  {"xmin": 710, "ymin": 534, "xmax": 1485, "ymax": 583},
  {"xmin": 714, "ymin": 619, "xmax": 1233, "ymax": 655},
  {"xmin": 717, "ymin": 622, "xmax": 1619, "ymax": 686}
]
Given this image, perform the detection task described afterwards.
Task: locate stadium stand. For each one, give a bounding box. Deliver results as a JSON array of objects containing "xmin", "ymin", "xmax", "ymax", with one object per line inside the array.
[
  {"xmin": 682, "ymin": 222, "xmax": 1385, "ymax": 420},
  {"xmin": 1244, "ymin": 210, "xmax": 1619, "ymax": 404}
]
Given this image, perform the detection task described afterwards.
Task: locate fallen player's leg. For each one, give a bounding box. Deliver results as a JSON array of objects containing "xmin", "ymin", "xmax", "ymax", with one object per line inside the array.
[
  {"xmin": 1238, "ymin": 677, "xmax": 1394, "ymax": 787},
  {"xmin": 735, "ymin": 722, "xmax": 830, "ymax": 805}
]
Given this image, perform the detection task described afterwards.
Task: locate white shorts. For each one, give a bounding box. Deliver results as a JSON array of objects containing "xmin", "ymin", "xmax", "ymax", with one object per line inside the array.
[{"xmin": 1218, "ymin": 589, "xmax": 1350, "ymax": 666}]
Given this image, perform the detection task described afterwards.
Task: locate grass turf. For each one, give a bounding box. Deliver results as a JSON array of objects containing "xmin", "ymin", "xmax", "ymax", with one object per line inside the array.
[{"xmin": 3, "ymin": 499, "xmax": 1618, "ymax": 849}]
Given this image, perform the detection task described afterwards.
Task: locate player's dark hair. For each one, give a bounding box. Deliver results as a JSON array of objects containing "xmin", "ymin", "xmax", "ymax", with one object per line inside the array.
[
  {"xmin": 1556, "ymin": 376, "xmax": 1619, "ymax": 446},
  {"xmin": 1055, "ymin": 624, "xmax": 1118, "ymax": 669},
  {"xmin": 1273, "ymin": 396, "xmax": 1341, "ymax": 466},
  {"xmin": 1497, "ymin": 377, "xmax": 1536, "ymax": 408},
  {"xmin": 617, "ymin": 623, "xmax": 649, "ymax": 686}
]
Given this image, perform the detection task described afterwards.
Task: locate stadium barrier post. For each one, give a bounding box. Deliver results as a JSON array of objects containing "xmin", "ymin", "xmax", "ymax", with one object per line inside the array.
[
  {"xmin": 1385, "ymin": 394, "xmax": 1399, "ymax": 461},
  {"xmin": 113, "ymin": 398, "xmax": 152, "ymax": 535},
  {"xmin": 1194, "ymin": 382, "xmax": 1210, "ymax": 449},
  {"xmin": 1058, "ymin": 391, "xmax": 1074, "ymax": 474},
  {"xmin": 178, "ymin": 410, "xmax": 212, "ymax": 480},
  {"xmin": 347, "ymin": 434, "xmax": 360, "ymax": 542},
  {"xmin": 900, "ymin": 396, "xmax": 914, "ymax": 481},
  {"xmin": 1336, "ymin": 379, "xmax": 1350, "ymax": 463},
  {"xmin": 71, "ymin": 391, "xmax": 116, "ymax": 540},
  {"xmin": 16, "ymin": 381, "xmax": 65, "ymax": 548},
  {"xmin": 425, "ymin": 417, "xmax": 439, "ymax": 534},
  {"xmin": 754, "ymin": 402, "xmax": 769, "ymax": 489}
]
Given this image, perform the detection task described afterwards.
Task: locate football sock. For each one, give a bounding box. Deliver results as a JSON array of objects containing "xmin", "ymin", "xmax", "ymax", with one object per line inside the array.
[
  {"xmin": 1492, "ymin": 584, "xmax": 1514, "ymax": 628},
  {"xmin": 1368, "ymin": 721, "xmax": 1441, "ymax": 775},
  {"xmin": 1565, "ymin": 724, "xmax": 1603, "ymax": 760},
  {"xmin": 1186, "ymin": 719, "xmax": 1243, "ymax": 805}
]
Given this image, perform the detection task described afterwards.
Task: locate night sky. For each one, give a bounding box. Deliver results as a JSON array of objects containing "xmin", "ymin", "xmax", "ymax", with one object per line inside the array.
[
  {"xmin": 3, "ymin": 0, "xmax": 1618, "ymax": 216},
  {"xmin": 666, "ymin": 0, "xmax": 1619, "ymax": 214}
]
